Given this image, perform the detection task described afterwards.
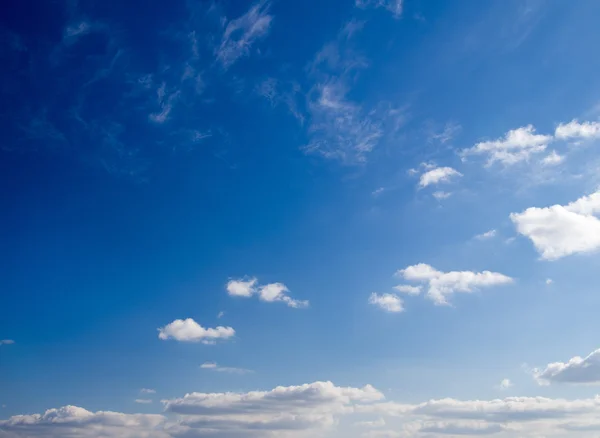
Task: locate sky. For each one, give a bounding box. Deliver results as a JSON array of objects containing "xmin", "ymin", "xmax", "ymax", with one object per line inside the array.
[{"xmin": 2, "ymin": 0, "xmax": 600, "ymax": 437}]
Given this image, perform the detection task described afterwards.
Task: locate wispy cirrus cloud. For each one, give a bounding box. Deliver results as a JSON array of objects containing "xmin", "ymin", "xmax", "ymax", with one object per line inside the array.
[
  {"xmin": 215, "ymin": 0, "xmax": 273, "ymax": 70},
  {"xmin": 200, "ymin": 362, "xmax": 253, "ymax": 374},
  {"xmin": 355, "ymin": 0, "xmax": 404, "ymax": 19}
]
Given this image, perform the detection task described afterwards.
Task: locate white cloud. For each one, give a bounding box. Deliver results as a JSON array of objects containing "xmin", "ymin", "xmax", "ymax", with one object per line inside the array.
[
  {"xmin": 149, "ymin": 84, "xmax": 180, "ymax": 124},
  {"xmin": 200, "ymin": 362, "xmax": 253, "ymax": 374},
  {"xmin": 418, "ymin": 166, "xmax": 463, "ymax": 188},
  {"xmin": 462, "ymin": 125, "xmax": 552, "ymax": 166},
  {"xmin": 393, "ymin": 285, "xmax": 422, "ymax": 295},
  {"xmin": 157, "ymin": 318, "xmax": 235, "ymax": 344},
  {"xmin": 432, "ymin": 191, "xmax": 452, "ymax": 200},
  {"xmin": 217, "ymin": 311, "xmax": 225, "ymax": 318},
  {"xmin": 372, "ymin": 187, "xmax": 386, "ymax": 197},
  {"xmin": 226, "ymin": 277, "xmax": 258, "ymax": 297},
  {"xmin": 498, "ymin": 378, "xmax": 513, "ymax": 390},
  {"xmin": 215, "ymin": 0, "xmax": 273, "ymax": 69},
  {"xmin": 397, "ymin": 263, "xmax": 513, "ymax": 305},
  {"xmin": 355, "ymin": 0, "xmax": 404, "ymax": 18},
  {"xmin": 475, "ymin": 229, "xmax": 497, "ymax": 240},
  {"xmin": 258, "ymin": 283, "xmax": 309, "ymax": 308},
  {"xmin": 369, "ymin": 293, "xmax": 404, "ymax": 312},
  {"xmin": 163, "ymin": 381, "xmax": 384, "ymax": 436},
  {"xmin": 0, "ymin": 405, "xmax": 167, "ymax": 438},
  {"xmin": 135, "ymin": 399, "xmax": 153, "ymax": 404},
  {"xmin": 541, "ymin": 150, "xmax": 565, "ymax": 166},
  {"xmin": 428, "ymin": 122, "xmax": 462, "ymax": 144},
  {"xmin": 0, "ymin": 339, "xmax": 15, "ymax": 345},
  {"xmin": 546, "ymin": 278, "xmax": 553, "ymax": 285},
  {"xmin": 555, "ymin": 119, "xmax": 600, "ymax": 140},
  {"xmin": 141, "ymin": 388, "xmax": 156, "ymax": 394},
  {"xmin": 356, "ymin": 417, "xmax": 386, "ymax": 428},
  {"xmin": 510, "ymin": 190, "xmax": 600, "ymax": 260},
  {"xmin": 535, "ymin": 347, "xmax": 600, "ymax": 385}
]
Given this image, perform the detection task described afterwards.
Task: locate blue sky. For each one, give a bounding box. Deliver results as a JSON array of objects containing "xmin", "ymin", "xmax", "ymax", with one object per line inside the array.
[{"xmin": 2, "ymin": 0, "xmax": 600, "ymax": 437}]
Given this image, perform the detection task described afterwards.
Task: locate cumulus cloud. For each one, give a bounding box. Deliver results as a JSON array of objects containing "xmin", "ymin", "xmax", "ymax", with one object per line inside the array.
[
  {"xmin": 355, "ymin": 0, "xmax": 404, "ymax": 18},
  {"xmin": 226, "ymin": 277, "xmax": 258, "ymax": 297},
  {"xmin": 215, "ymin": 0, "xmax": 273, "ymax": 69},
  {"xmin": 226, "ymin": 278, "xmax": 308, "ymax": 308},
  {"xmin": 200, "ymin": 362, "xmax": 253, "ymax": 374},
  {"xmin": 397, "ymin": 264, "xmax": 513, "ymax": 305},
  {"xmin": 535, "ymin": 348, "xmax": 600, "ymax": 385},
  {"xmin": 157, "ymin": 318, "xmax": 235, "ymax": 344},
  {"xmin": 369, "ymin": 293, "xmax": 404, "ymax": 312},
  {"xmin": 510, "ymin": 190, "xmax": 600, "ymax": 260},
  {"xmin": 462, "ymin": 125, "xmax": 552, "ymax": 166},
  {"xmin": 163, "ymin": 381, "xmax": 384, "ymax": 436},
  {"xmin": 541, "ymin": 150, "xmax": 565, "ymax": 166},
  {"xmin": 555, "ymin": 119, "xmax": 600, "ymax": 140},
  {"xmin": 0, "ymin": 405, "xmax": 167, "ymax": 438},
  {"xmin": 418, "ymin": 166, "xmax": 463, "ymax": 188},
  {"xmin": 0, "ymin": 339, "xmax": 15, "ymax": 345}
]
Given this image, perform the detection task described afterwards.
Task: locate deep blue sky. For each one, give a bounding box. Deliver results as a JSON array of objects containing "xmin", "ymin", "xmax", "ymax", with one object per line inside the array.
[{"xmin": 2, "ymin": 1, "xmax": 600, "ymax": 437}]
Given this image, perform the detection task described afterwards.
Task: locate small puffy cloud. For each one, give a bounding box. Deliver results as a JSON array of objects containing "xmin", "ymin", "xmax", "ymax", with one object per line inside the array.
[
  {"xmin": 393, "ymin": 285, "xmax": 422, "ymax": 295},
  {"xmin": 462, "ymin": 125, "xmax": 552, "ymax": 166},
  {"xmin": 541, "ymin": 150, "xmax": 565, "ymax": 166},
  {"xmin": 217, "ymin": 311, "xmax": 225, "ymax": 318},
  {"xmin": 135, "ymin": 399, "xmax": 153, "ymax": 404},
  {"xmin": 510, "ymin": 190, "xmax": 600, "ymax": 260},
  {"xmin": 355, "ymin": 0, "xmax": 404, "ymax": 18},
  {"xmin": 215, "ymin": 0, "xmax": 273, "ymax": 69},
  {"xmin": 258, "ymin": 283, "xmax": 309, "ymax": 308},
  {"xmin": 0, "ymin": 405, "xmax": 167, "ymax": 438},
  {"xmin": 397, "ymin": 264, "xmax": 513, "ymax": 305},
  {"xmin": 0, "ymin": 339, "xmax": 15, "ymax": 345},
  {"xmin": 227, "ymin": 277, "xmax": 308, "ymax": 308},
  {"xmin": 498, "ymin": 379, "xmax": 513, "ymax": 390},
  {"xmin": 157, "ymin": 318, "xmax": 235, "ymax": 344},
  {"xmin": 555, "ymin": 119, "xmax": 600, "ymax": 140},
  {"xmin": 475, "ymin": 229, "xmax": 497, "ymax": 240},
  {"xmin": 418, "ymin": 166, "xmax": 463, "ymax": 188},
  {"xmin": 141, "ymin": 388, "xmax": 156, "ymax": 394},
  {"xmin": 226, "ymin": 277, "xmax": 257, "ymax": 297},
  {"xmin": 200, "ymin": 362, "xmax": 253, "ymax": 374},
  {"xmin": 369, "ymin": 293, "xmax": 404, "ymax": 312},
  {"xmin": 535, "ymin": 348, "xmax": 600, "ymax": 385},
  {"xmin": 546, "ymin": 278, "xmax": 553, "ymax": 285},
  {"xmin": 432, "ymin": 191, "xmax": 452, "ymax": 200}
]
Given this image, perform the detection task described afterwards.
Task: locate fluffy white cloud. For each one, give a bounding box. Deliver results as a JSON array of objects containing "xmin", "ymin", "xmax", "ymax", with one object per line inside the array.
[
  {"xmin": 535, "ymin": 348, "xmax": 600, "ymax": 385},
  {"xmin": 555, "ymin": 119, "xmax": 600, "ymax": 140},
  {"xmin": 369, "ymin": 293, "xmax": 404, "ymax": 312},
  {"xmin": 163, "ymin": 381, "xmax": 384, "ymax": 437},
  {"xmin": 355, "ymin": 0, "xmax": 403, "ymax": 18},
  {"xmin": 418, "ymin": 166, "xmax": 463, "ymax": 188},
  {"xmin": 541, "ymin": 150, "xmax": 565, "ymax": 166},
  {"xmin": 462, "ymin": 125, "xmax": 552, "ymax": 166},
  {"xmin": 475, "ymin": 229, "xmax": 497, "ymax": 240},
  {"xmin": 157, "ymin": 318, "xmax": 235, "ymax": 344},
  {"xmin": 226, "ymin": 278, "xmax": 309, "ymax": 308},
  {"xmin": 510, "ymin": 190, "xmax": 600, "ymax": 260},
  {"xmin": 0, "ymin": 339, "xmax": 14, "ymax": 345},
  {"xmin": 0, "ymin": 405, "xmax": 167, "ymax": 438},
  {"xmin": 498, "ymin": 379, "xmax": 513, "ymax": 390},
  {"xmin": 215, "ymin": 1, "xmax": 273, "ymax": 69},
  {"xmin": 226, "ymin": 278, "xmax": 257, "ymax": 297},
  {"xmin": 397, "ymin": 264, "xmax": 513, "ymax": 305},
  {"xmin": 200, "ymin": 362, "xmax": 253, "ymax": 374},
  {"xmin": 393, "ymin": 285, "xmax": 422, "ymax": 295},
  {"xmin": 258, "ymin": 283, "xmax": 309, "ymax": 308}
]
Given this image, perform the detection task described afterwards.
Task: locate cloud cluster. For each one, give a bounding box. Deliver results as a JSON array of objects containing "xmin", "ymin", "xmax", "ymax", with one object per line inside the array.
[
  {"xmin": 535, "ymin": 347, "xmax": 600, "ymax": 385},
  {"xmin": 157, "ymin": 318, "xmax": 235, "ymax": 344},
  {"xmin": 397, "ymin": 264, "xmax": 513, "ymax": 305},
  {"xmin": 226, "ymin": 278, "xmax": 309, "ymax": 308},
  {"xmin": 510, "ymin": 190, "xmax": 600, "ymax": 260}
]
